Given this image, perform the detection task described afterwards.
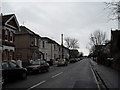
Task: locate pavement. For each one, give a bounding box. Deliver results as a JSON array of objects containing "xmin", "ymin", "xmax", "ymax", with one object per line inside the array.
[{"xmin": 90, "ymin": 59, "xmax": 120, "ymax": 89}]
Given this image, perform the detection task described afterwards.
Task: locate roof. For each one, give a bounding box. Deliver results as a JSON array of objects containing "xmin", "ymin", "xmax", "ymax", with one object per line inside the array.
[
  {"xmin": 41, "ymin": 37, "xmax": 59, "ymax": 45},
  {"xmin": 2, "ymin": 14, "xmax": 14, "ymax": 24},
  {"xmin": 16, "ymin": 26, "xmax": 40, "ymax": 37}
]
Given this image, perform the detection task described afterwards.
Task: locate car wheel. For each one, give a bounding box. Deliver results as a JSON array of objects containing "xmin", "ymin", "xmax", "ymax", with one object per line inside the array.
[{"xmin": 21, "ymin": 72, "xmax": 27, "ymax": 80}]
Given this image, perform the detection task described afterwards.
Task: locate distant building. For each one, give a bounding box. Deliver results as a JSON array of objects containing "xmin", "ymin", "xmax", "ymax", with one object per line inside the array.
[
  {"xmin": 69, "ymin": 49, "xmax": 79, "ymax": 58},
  {"xmin": 2, "ymin": 14, "xmax": 19, "ymax": 60},
  {"xmin": 15, "ymin": 26, "xmax": 42, "ymax": 60},
  {"xmin": 111, "ymin": 30, "xmax": 120, "ymax": 57}
]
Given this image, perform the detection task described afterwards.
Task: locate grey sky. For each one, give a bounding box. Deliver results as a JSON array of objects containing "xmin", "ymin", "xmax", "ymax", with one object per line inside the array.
[{"xmin": 2, "ymin": 1, "xmax": 118, "ymax": 55}]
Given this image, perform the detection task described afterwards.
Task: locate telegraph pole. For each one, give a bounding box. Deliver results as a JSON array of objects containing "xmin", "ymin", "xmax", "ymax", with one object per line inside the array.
[{"xmin": 61, "ymin": 34, "xmax": 64, "ymax": 59}]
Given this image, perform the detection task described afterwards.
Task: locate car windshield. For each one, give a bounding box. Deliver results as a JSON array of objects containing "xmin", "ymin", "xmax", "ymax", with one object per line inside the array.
[{"xmin": 32, "ymin": 61, "xmax": 40, "ymax": 65}]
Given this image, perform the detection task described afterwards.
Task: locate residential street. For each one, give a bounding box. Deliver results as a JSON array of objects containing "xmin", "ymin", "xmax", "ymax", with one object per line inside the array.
[
  {"xmin": 3, "ymin": 59, "xmax": 98, "ymax": 89},
  {"xmin": 1, "ymin": 2, "xmax": 120, "ymax": 90}
]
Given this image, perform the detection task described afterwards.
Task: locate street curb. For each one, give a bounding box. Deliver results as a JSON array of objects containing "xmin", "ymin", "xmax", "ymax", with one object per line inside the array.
[{"xmin": 90, "ymin": 60, "xmax": 109, "ymax": 90}]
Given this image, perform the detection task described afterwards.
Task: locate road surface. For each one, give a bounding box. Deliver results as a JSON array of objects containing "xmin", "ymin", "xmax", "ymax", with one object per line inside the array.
[{"xmin": 3, "ymin": 59, "xmax": 98, "ymax": 89}]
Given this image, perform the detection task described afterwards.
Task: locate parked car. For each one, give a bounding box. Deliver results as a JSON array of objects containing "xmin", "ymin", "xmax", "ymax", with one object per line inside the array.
[
  {"xmin": 2, "ymin": 60, "xmax": 27, "ymax": 84},
  {"xmin": 69, "ymin": 58, "xmax": 77, "ymax": 63},
  {"xmin": 26, "ymin": 60, "xmax": 49, "ymax": 74},
  {"xmin": 47, "ymin": 59, "xmax": 53, "ymax": 66},
  {"xmin": 57, "ymin": 59, "xmax": 68, "ymax": 66},
  {"xmin": 105, "ymin": 58, "xmax": 114, "ymax": 67}
]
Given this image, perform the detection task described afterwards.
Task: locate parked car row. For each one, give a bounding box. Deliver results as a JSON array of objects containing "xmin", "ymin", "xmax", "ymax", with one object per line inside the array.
[
  {"xmin": 1, "ymin": 60, "xmax": 49, "ymax": 85},
  {"xmin": 1, "ymin": 58, "xmax": 83, "ymax": 85},
  {"xmin": 69, "ymin": 58, "xmax": 82, "ymax": 63}
]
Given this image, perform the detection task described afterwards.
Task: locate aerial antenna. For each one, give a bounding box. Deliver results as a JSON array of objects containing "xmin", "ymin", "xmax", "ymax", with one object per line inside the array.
[{"xmin": 22, "ymin": 21, "xmax": 26, "ymax": 25}]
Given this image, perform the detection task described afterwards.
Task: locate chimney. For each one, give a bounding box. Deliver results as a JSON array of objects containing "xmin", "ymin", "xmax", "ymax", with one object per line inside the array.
[{"xmin": 1, "ymin": 13, "xmax": 3, "ymax": 16}]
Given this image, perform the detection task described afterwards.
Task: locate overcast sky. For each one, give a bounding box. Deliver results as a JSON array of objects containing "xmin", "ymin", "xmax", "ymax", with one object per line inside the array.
[{"xmin": 2, "ymin": 0, "xmax": 118, "ymax": 55}]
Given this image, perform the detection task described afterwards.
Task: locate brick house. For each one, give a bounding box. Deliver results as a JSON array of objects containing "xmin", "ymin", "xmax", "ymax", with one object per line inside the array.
[
  {"xmin": 110, "ymin": 30, "xmax": 120, "ymax": 70},
  {"xmin": 111, "ymin": 30, "xmax": 120, "ymax": 57},
  {"xmin": 2, "ymin": 14, "xmax": 19, "ymax": 60},
  {"xmin": 15, "ymin": 26, "xmax": 42, "ymax": 60}
]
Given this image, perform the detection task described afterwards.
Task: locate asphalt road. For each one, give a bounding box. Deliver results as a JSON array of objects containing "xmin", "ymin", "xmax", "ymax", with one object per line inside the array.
[{"xmin": 3, "ymin": 59, "xmax": 98, "ymax": 89}]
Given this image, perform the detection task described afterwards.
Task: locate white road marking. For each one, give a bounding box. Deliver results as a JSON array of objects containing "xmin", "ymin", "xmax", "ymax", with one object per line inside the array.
[
  {"xmin": 51, "ymin": 72, "xmax": 63, "ymax": 78},
  {"xmin": 26, "ymin": 80, "xmax": 46, "ymax": 90}
]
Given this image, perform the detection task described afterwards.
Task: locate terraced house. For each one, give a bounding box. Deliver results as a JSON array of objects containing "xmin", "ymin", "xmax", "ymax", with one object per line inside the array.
[{"xmin": 2, "ymin": 14, "xmax": 19, "ymax": 61}]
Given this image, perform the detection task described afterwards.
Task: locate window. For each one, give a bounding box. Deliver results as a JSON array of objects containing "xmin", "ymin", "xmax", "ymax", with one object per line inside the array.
[
  {"xmin": 4, "ymin": 49, "xmax": 8, "ymax": 60},
  {"xmin": 59, "ymin": 47, "xmax": 61, "ymax": 51},
  {"xmin": 9, "ymin": 51, "xmax": 13, "ymax": 60},
  {"xmin": 54, "ymin": 44, "xmax": 56, "ymax": 50},
  {"xmin": 35, "ymin": 38, "xmax": 37, "ymax": 46},
  {"xmin": 42, "ymin": 41, "xmax": 45, "ymax": 48},
  {"xmin": 5, "ymin": 30, "xmax": 8, "ymax": 40},
  {"xmin": 46, "ymin": 53, "xmax": 47, "ymax": 59},
  {"xmin": 10, "ymin": 32, "xmax": 13, "ymax": 41},
  {"xmin": 31, "ymin": 41, "xmax": 34, "ymax": 46}
]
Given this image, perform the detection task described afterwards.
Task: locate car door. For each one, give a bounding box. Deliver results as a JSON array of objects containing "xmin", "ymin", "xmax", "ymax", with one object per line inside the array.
[
  {"xmin": 2, "ymin": 62, "xmax": 12, "ymax": 80},
  {"xmin": 9, "ymin": 62, "xmax": 22, "ymax": 79}
]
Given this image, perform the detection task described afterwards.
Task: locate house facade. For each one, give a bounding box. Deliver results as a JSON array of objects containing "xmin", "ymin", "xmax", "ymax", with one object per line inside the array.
[
  {"xmin": 110, "ymin": 30, "xmax": 120, "ymax": 70},
  {"xmin": 63, "ymin": 46, "xmax": 69, "ymax": 59},
  {"xmin": 2, "ymin": 14, "xmax": 19, "ymax": 61},
  {"xmin": 15, "ymin": 26, "xmax": 42, "ymax": 60},
  {"xmin": 40, "ymin": 37, "xmax": 62, "ymax": 61},
  {"xmin": 0, "ymin": 14, "xmax": 1, "ymax": 89},
  {"xmin": 111, "ymin": 30, "xmax": 120, "ymax": 57}
]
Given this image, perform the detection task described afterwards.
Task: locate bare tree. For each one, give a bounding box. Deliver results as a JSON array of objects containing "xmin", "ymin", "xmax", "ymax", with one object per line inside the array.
[
  {"xmin": 64, "ymin": 37, "xmax": 71, "ymax": 48},
  {"xmin": 64, "ymin": 37, "xmax": 79, "ymax": 49},
  {"xmin": 88, "ymin": 30, "xmax": 107, "ymax": 52},
  {"xmin": 104, "ymin": 2, "xmax": 120, "ymax": 21}
]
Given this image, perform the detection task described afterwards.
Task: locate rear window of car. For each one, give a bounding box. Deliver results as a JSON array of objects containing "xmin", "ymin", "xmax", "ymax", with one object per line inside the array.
[{"xmin": 9, "ymin": 62, "xmax": 18, "ymax": 68}]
